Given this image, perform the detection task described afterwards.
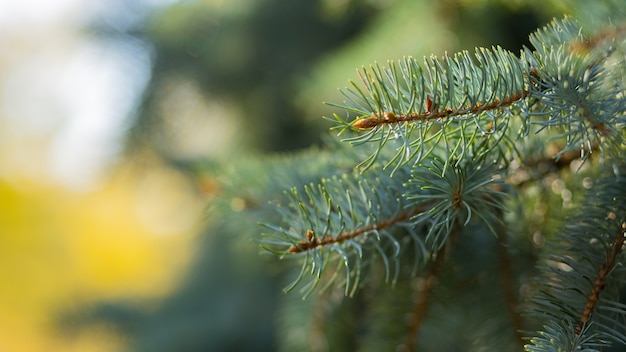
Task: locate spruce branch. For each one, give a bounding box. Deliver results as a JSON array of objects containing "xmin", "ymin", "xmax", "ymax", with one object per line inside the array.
[
  {"xmin": 262, "ymin": 153, "xmax": 509, "ymax": 298},
  {"xmin": 325, "ymin": 46, "xmax": 529, "ymax": 170},
  {"xmin": 525, "ymin": 168, "xmax": 626, "ymax": 350},
  {"xmin": 575, "ymin": 221, "xmax": 625, "ymax": 335},
  {"xmin": 261, "ymin": 166, "xmax": 430, "ymax": 296},
  {"xmin": 326, "ymin": 16, "xmax": 625, "ymax": 172},
  {"xmin": 523, "ymin": 17, "xmax": 626, "ymax": 162},
  {"xmin": 406, "ymin": 156, "xmax": 508, "ymax": 249}
]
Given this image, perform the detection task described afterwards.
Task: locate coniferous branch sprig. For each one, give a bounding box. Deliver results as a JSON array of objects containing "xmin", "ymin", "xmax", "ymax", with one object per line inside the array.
[
  {"xmin": 325, "ymin": 46, "xmax": 530, "ymax": 170},
  {"xmin": 260, "ymin": 166, "xmax": 431, "ymax": 297},
  {"xmin": 405, "ymin": 156, "xmax": 508, "ymax": 250},
  {"xmin": 523, "ymin": 17, "xmax": 626, "ymax": 162},
  {"xmin": 325, "ymin": 16, "xmax": 625, "ymax": 172},
  {"xmin": 525, "ymin": 168, "xmax": 626, "ymax": 351},
  {"xmin": 261, "ymin": 155, "xmax": 508, "ymax": 297}
]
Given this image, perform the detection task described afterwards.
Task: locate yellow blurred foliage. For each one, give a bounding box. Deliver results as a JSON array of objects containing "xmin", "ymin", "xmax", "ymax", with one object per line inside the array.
[{"xmin": 0, "ymin": 164, "xmax": 203, "ymax": 351}]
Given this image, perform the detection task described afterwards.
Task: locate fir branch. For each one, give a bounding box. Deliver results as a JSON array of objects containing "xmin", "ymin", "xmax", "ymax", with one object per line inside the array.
[
  {"xmin": 328, "ymin": 16, "xmax": 625, "ymax": 171},
  {"xmin": 406, "ymin": 157, "xmax": 509, "ymax": 249},
  {"xmin": 525, "ymin": 168, "xmax": 626, "ymax": 350},
  {"xmin": 575, "ymin": 221, "xmax": 625, "ymax": 335},
  {"xmin": 326, "ymin": 46, "xmax": 530, "ymax": 168},
  {"xmin": 261, "ymin": 166, "xmax": 429, "ymax": 296},
  {"xmin": 523, "ymin": 16, "xmax": 626, "ymax": 162},
  {"xmin": 262, "ymin": 156, "xmax": 507, "ymax": 297}
]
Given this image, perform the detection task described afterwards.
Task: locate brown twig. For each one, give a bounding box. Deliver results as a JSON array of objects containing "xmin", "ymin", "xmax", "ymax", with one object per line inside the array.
[
  {"xmin": 569, "ymin": 24, "xmax": 626, "ymax": 55},
  {"xmin": 404, "ymin": 225, "xmax": 459, "ymax": 350},
  {"xmin": 288, "ymin": 201, "xmax": 436, "ymax": 254},
  {"xmin": 575, "ymin": 221, "xmax": 626, "ymax": 335},
  {"xmin": 352, "ymin": 90, "xmax": 528, "ymax": 130}
]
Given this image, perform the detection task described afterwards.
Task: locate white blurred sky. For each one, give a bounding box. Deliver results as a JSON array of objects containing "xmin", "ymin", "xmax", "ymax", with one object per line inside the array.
[
  {"xmin": 0, "ymin": 0, "xmax": 174, "ymax": 190},
  {"xmin": 0, "ymin": 0, "xmax": 87, "ymax": 28}
]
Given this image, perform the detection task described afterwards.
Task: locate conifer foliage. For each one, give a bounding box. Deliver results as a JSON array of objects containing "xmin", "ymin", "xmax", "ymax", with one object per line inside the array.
[{"xmin": 261, "ymin": 2, "xmax": 626, "ymax": 351}]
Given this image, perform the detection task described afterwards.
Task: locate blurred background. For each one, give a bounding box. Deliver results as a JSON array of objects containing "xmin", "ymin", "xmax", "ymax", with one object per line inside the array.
[{"xmin": 0, "ymin": 0, "xmax": 565, "ymax": 350}]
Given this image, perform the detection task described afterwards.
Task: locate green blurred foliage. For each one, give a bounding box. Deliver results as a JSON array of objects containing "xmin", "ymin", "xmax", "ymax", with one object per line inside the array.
[{"xmin": 127, "ymin": 0, "xmax": 380, "ymax": 155}]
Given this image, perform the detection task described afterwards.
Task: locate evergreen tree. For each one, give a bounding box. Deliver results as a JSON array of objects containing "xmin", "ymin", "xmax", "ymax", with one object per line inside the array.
[{"xmin": 258, "ymin": 1, "xmax": 626, "ymax": 350}]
